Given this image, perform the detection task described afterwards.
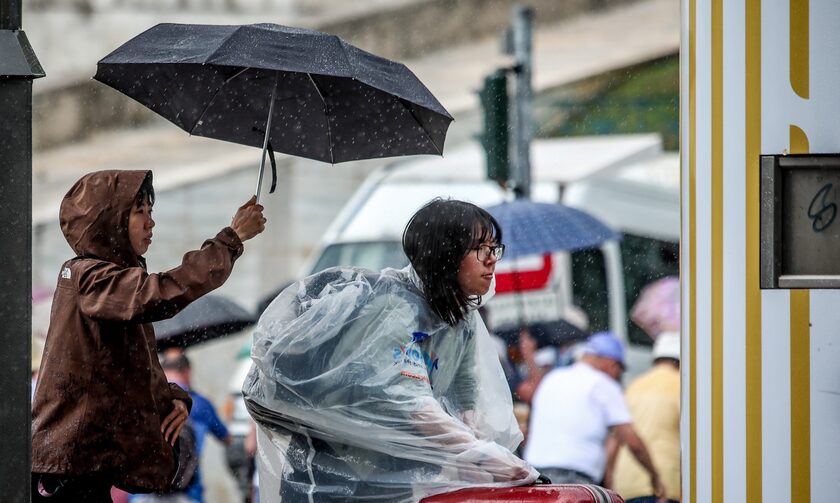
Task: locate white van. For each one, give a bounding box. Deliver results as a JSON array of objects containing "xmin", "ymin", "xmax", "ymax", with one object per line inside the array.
[{"xmin": 300, "ymin": 134, "xmax": 679, "ymax": 375}]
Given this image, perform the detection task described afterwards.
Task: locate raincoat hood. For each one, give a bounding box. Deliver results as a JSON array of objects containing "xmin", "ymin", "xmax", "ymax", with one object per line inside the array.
[{"xmin": 60, "ymin": 170, "xmax": 151, "ymax": 268}]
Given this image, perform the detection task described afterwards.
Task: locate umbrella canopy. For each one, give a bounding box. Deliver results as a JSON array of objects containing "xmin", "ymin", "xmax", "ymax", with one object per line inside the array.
[
  {"xmin": 495, "ymin": 319, "xmax": 589, "ymax": 349},
  {"xmin": 94, "ymin": 23, "xmax": 452, "ymax": 186},
  {"xmin": 485, "ymin": 200, "xmax": 619, "ymax": 260},
  {"xmin": 629, "ymin": 275, "xmax": 680, "ymax": 338},
  {"xmin": 153, "ymin": 294, "xmax": 256, "ymax": 351}
]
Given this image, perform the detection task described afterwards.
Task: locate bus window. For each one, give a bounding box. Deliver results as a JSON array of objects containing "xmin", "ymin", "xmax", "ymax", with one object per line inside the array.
[{"xmin": 572, "ymin": 234, "xmax": 678, "ymax": 346}]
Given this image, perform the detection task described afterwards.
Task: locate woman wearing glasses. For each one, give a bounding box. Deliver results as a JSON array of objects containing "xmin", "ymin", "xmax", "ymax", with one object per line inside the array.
[{"xmin": 244, "ymin": 198, "xmax": 538, "ymax": 502}]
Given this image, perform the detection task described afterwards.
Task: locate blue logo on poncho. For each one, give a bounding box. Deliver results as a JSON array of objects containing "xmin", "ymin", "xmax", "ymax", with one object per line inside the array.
[
  {"xmin": 393, "ymin": 332, "xmax": 440, "ymax": 384},
  {"xmin": 412, "ymin": 331, "xmax": 430, "ymax": 343}
]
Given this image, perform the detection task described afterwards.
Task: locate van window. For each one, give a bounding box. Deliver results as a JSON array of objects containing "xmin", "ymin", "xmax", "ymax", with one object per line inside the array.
[
  {"xmin": 572, "ymin": 234, "xmax": 679, "ymax": 346},
  {"xmin": 311, "ymin": 241, "xmax": 409, "ymax": 274},
  {"xmin": 570, "ymin": 249, "xmax": 609, "ymax": 335}
]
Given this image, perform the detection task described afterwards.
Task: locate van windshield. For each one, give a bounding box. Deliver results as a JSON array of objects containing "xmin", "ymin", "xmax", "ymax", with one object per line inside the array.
[{"xmin": 311, "ymin": 241, "xmax": 409, "ymax": 274}]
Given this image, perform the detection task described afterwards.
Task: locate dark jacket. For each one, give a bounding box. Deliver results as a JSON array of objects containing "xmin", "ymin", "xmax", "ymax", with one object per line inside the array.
[{"xmin": 31, "ymin": 170, "xmax": 244, "ymax": 492}]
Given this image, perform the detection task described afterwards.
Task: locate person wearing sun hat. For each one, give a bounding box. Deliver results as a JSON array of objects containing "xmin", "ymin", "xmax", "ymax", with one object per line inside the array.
[
  {"xmin": 524, "ymin": 331, "xmax": 665, "ymax": 499},
  {"xmin": 610, "ymin": 331, "xmax": 681, "ymax": 503}
]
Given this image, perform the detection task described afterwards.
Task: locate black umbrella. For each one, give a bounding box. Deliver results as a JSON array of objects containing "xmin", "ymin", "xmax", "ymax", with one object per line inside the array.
[
  {"xmin": 153, "ymin": 294, "xmax": 256, "ymax": 351},
  {"xmin": 94, "ymin": 23, "xmax": 453, "ymax": 201},
  {"xmin": 495, "ymin": 319, "xmax": 589, "ymax": 349}
]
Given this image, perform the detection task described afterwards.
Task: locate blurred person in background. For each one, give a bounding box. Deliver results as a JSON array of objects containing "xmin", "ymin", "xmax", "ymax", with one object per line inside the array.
[
  {"xmin": 506, "ymin": 310, "xmax": 588, "ymax": 455},
  {"xmin": 244, "ymin": 421, "xmax": 259, "ymax": 503},
  {"xmin": 158, "ymin": 349, "xmax": 232, "ymax": 503},
  {"xmin": 524, "ymin": 332, "xmax": 665, "ymax": 500},
  {"xmin": 479, "ymin": 306, "xmax": 523, "ymax": 397},
  {"xmin": 514, "ymin": 328, "xmax": 557, "ymax": 404},
  {"xmin": 607, "ymin": 331, "xmax": 680, "ymax": 503},
  {"xmin": 513, "ymin": 307, "xmax": 589, "ymax": 404}
]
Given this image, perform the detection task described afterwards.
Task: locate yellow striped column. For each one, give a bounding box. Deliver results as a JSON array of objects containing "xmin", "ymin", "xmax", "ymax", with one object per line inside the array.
[{"xmin": 682, "ymin": 1, "xmax": 840, "ymax": 502}]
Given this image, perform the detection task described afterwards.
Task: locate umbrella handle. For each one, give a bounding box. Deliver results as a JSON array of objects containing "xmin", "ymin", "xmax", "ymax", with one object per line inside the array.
[{"xmin": 255, "ymin": 71, "xmax": 280, "ymax": 203}]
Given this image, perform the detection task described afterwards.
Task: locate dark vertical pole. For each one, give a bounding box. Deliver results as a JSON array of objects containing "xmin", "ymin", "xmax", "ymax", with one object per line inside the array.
[
  {"xmin": 511, "ymin": 5, "xmax": 533, "ymax": 199},
  {"xmin": 0, "ymin": 0, "xmax": 43, "ymax": 500},
  {"xmin": 0, "ymin": 0, "xmax": 22, "ymax": 28}
]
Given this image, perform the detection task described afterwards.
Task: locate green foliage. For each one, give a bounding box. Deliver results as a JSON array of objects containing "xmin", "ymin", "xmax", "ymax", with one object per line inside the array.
[{"xmin": 535, "ymin": 54, "xmax": 679, "ymax": 151}]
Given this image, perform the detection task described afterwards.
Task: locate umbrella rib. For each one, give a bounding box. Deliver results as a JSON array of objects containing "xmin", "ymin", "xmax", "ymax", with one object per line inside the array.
[
  {"xmin": 190, "ymin": 67, "xmax": 251, "ymax": 135},
  {"xmin": 396, "ymin": 98, "xmax": 442, "ymax": 155},
  {"xmin": 307, "ymin": 73, "xmax": 335, "ymax": 164}
]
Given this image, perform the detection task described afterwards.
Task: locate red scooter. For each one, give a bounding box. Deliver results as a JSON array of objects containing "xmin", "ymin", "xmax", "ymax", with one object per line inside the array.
[{"xmin": 421, "ymin": 484, "xmax": 624, "ymax": 503}]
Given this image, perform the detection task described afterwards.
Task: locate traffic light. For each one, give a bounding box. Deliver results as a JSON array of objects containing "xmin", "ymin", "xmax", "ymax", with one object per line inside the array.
[{"xmin": 478, "ymin": 70, "xmax": 510, "ymax": 184}]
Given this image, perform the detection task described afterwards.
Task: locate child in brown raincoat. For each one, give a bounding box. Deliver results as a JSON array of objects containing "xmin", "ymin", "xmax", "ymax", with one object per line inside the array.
[{"xmin": 31, "ymin": 170, "xmax": 265, "ymax": 502}]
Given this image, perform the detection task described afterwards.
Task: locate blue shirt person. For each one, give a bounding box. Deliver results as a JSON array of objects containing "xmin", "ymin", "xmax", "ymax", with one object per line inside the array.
[{"xmin": 161, "ymin": 350, "xmax": 232, "ymax": 503}]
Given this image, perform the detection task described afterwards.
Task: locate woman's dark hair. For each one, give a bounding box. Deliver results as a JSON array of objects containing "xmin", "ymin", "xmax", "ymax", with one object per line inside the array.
[
  {"xmin": 402, "ymin": 198, "xmax": 503, "ymax": 326},
  {"xmin": 135, "ymin": 172, "xmax": 156, "ymax": 207}
]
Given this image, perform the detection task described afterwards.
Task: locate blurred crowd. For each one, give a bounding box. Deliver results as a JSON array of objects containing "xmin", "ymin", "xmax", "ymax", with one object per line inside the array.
[{"xmin": 484, "ymin": 275, "xmax": 681, "ymax": 503}]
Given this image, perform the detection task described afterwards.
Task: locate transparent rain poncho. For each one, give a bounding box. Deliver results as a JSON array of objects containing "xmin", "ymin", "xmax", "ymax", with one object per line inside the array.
[{"xmin": 243, "ymin": 266, "xmax": 538, "ymax": 502}]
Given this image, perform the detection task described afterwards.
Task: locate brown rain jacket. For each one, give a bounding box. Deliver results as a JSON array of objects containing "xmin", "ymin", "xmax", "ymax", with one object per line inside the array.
[{"xmin": 32, "ymin": 170, "xmax": 244, "ymax": 492}]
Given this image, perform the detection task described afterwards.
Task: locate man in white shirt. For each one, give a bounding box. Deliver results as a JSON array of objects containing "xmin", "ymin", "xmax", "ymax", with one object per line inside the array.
[{"xmin": 524, "ymin": 332, "xmax": 665, "ymax": 500}]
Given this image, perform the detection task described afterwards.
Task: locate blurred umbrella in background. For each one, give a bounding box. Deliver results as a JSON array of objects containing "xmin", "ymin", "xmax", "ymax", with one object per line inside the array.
[
  {"xmin": 485, "ymin": 199, "xmax": 618, "ymax": 331},
  {"xmin": 32, "ymin": 285, "xmax": 53, "ymax": 303},
  {"xmin": 154, "ymin": 294, "xmax": 256, "ymax": 351},
  {"xmin": 495, "ymin": 318, "xmax": 588, "ymax": 349},
  {"xmin": 629, "ymin": 275, "xmax": 680, "ymax": 338},
  {"xmin": 485, "ymin": 200, "xmax": 619, "ymax": 260},
  {"xmin": 32, "ymin": 286, "xmax": 54, "ymax": 337}
]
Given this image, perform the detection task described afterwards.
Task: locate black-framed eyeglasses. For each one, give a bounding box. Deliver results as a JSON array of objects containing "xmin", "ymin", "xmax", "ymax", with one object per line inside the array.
[{"xmin": 472, "ymin": 244, "xmax": 505, "ymax": 261}]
